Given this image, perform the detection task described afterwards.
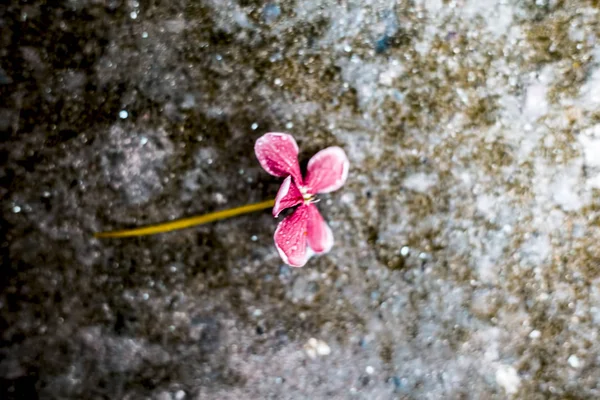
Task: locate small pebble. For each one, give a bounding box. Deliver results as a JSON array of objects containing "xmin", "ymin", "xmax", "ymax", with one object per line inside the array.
[
  {"xmin": 529, "ymin": 330, "xmax": 541, "ymax": 339},
  {"xmin": 274, "ymin": 78, "xmax": 282, "ymax": 86},
  {"xmin": 251, "ymin": 122, "xmax": 259, "ymax": 130},
  {"xmin": 304, "ymin": 338, "xmax": 331, "ymax": 358},
  {"xmin": 12, "ymin": 205, "xmax": 21, "ymax": 213},
  {"xmin": 365, "ymin": 366, "xmax": 375, "ymax": 375},
  {"xmin": 142, "ymin": 31, "xmax": 148, "ymax": 38},
  {"xmin": 400, "ymin": 246, "xmax": 410, "ymax": 257},
  {"xmin": 119, "ymin": 110, "xmax": 128, "ymax": 119},
  {"xmin": 251, "ymin": 235, "xmax": 258, "ymax": 242},
  {"xmin": 175, "ymin": 390, "xmax": 186, "ymax": 400},
  {"xmin": 213, "ymin": 192, "xmax": 225, "ymax": 204},
  {"xmin": 130, "ymin": 11, "xmax": 138, "ymax": 19},
  {"xmin": 315, "ymin": 340, "xmax": 331, "ymax": 356},
  {"xmin": 568, "ymin": 355, "xmax": 581, "ymax": 368}
]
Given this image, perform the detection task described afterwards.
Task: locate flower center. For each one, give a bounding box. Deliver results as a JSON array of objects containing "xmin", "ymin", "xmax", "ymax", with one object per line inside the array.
[{"xmin": 299, "ymin": 186, "xmax": 316, "ymax": 205}]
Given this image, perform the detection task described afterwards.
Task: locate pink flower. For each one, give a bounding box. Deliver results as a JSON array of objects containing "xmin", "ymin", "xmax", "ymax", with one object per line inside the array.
[{"xmin": 255, "ymin": 132, "xmax": 349, "ymax": 267}]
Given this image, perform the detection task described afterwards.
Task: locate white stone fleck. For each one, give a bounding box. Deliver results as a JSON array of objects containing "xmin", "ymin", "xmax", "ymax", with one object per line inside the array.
[
  {"xmin": 175, "ymin": 390, "xmax": 185, "ymax": 400},
  {"xmin": 403, "ymin": 172, "xmax": 438, "ymax": 193},
  {"xmin": 529, "ymin": 330, "xmax": 541, "ymax": 339},
  {"xmin": 568, "ymin": 355, "xmax": 581, "ymax": 368},
  {"xmin": 213, "ymin": 192, "xmax": 226, "ymax": 204},
  {"xmin": 495, "ymin": 365, "xmax": 520, "ymax": 395},
  {"xmin": 304, "ymin": 338, "xmax": 331, "ymax": 359}
]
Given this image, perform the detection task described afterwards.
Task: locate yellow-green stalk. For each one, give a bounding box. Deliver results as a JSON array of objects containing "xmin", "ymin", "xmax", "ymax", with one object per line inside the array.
[{"xmin": 95, "ymin": 199, "xmax": 275, "ymax": 238}]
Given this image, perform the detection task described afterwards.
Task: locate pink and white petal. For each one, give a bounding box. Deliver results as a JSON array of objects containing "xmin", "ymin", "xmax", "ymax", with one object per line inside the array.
[
  {"xmin": 254, "ymin": 132, "xmax": 303, "ymax": 184},
  {"xmin": 274, "ymin": 205, "xmax": 310, "ymax": 267},
  {"xmin": 273, "ymin": 176, "xmax": 303, "ymax": 217},
  {"xmin": 306, "ymin": 203, "xmax": 334, "ymax": 254},
  {"xmin": 304, "ymin": 146, "xmax": 349, "ymax": 194}
]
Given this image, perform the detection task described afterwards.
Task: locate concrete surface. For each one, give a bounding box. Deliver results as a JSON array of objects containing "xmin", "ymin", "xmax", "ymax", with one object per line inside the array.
[{"xmin": 2, "ymin": 0, "xmax": 600, "ymax": 398}]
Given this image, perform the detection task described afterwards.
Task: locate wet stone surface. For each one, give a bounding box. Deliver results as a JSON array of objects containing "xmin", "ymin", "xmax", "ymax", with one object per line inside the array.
[{"xmin": 2, "ymin": 0, "xmax": 600, "ymax": 399}]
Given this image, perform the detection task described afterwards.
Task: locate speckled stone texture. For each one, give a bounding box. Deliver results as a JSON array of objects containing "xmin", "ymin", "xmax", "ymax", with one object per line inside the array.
[{"xmin": 2, "ymin": 1, "xmax": 600, "ymax": 399}]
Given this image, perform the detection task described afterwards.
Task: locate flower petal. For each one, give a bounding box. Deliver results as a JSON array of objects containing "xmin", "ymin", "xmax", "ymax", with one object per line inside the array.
[
  {"xmin": 306, "ymin": 203, "xmax": 334, "ymax": 254},
  {"xmin": 273, "ymin": 176, "xmax": 303, "ymax": 217},
  {"xmin": 304, "ymin": 146, "xmax": 349, "ymax": 194},
  {"xmin": 274, "ymin": 205, "xmax": 310, "ymax": 267},
  {"xmin": 254, "ymin": 132, "xmax": 303, "ymax": 184}
]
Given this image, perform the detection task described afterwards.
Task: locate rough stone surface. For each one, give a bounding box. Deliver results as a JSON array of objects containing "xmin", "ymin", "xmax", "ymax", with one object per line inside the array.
[{"xmin": 2, "ymin": 0, "xmax": 600, "ymax": 399}]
